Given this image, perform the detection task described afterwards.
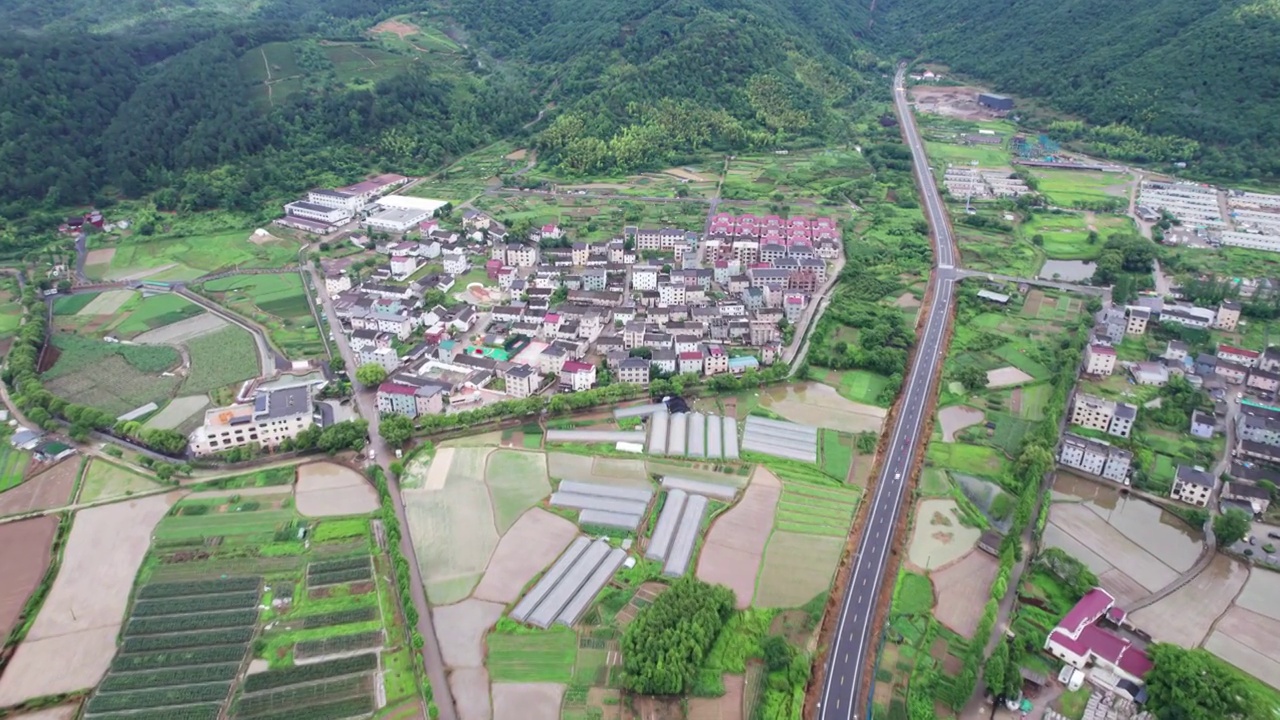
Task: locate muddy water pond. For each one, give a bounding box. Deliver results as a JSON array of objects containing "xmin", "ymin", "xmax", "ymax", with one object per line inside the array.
[
  {"xmin": 1052, "ymin": 471, "xmax": 1203, "ymax": 570},
  {"xmin": 1039, "ymin": 259, "xmax": 1095, "ymax": 282}
]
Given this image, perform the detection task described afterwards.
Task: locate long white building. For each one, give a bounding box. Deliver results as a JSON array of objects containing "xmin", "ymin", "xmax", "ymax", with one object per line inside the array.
[{"xmin": 189, "ymin": 386, "xmax": 314, "ymax": 456}]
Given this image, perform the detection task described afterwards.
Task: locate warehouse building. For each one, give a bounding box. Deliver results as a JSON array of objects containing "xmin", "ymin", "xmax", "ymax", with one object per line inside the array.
[{"xmin": 978, "ymin": 93, "xmax": 1014, "ymax": 111}]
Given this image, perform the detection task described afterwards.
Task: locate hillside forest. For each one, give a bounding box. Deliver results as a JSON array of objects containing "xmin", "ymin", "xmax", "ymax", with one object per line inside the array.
[
  {"xmin": 0, "ymin": 0, "xmax": 888, "ymax": 244},
  {"xmin": 858, "ymin": 0, "xmax": 1280, "ymax": 182}
]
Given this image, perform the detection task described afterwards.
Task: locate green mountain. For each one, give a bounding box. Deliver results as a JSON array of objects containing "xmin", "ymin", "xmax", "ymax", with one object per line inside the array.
[{"xmin": 861, "ymin": 0, "xmax": 1280, "ymax": 180}]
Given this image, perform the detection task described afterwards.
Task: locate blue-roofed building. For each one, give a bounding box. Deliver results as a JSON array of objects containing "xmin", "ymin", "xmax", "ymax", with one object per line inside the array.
[{"xmin": 728, "ymin": 355, "xmax": 760, "ymax": 374}]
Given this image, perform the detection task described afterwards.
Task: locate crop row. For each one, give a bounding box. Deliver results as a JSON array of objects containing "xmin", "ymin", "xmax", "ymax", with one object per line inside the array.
[
  {"xmin": 138, "ymin": 577, "xmax": 261, "ymax": 600},
  {"xmin": 306, "ymin": 566, "xmax": 372, "ymax": 587},
  {"xmin": 132, "ymin": 590, "xmax": 260, "ymax": 617},
  {"xmin": 101, "ymin": 662, "xmax": 242, "ymax": 693},
  {"xmin": 122, "ymin": 627, "xmax": 255, "ymax": 654},
  {"xmin": 307, "ymin": 556, "xmax": 372, "ymax": 575},
  {"xmin": 295, "ymin": 630, "xmax": 383, "ymax": 659},
  {"xmin": 237, "ymin": 695, "xmax": 375, "ymax": 720},
  {"xmin": 125, "ymin": 609, "xmax": 259, "ymax": 637},
  {"xmin": 86, "ymin": 681, "xmax": 233, "ymax": 714},
  {"xmin": 111, "ymin": 644, "xmax": 249, "ymax": 673},
  {"xmin": 299, "ymin": 606, "xmax": 378, "ymax": 629},
  {"xmin": 236, "ymin": 675, "xmax": 370, "ymax": 718},
  {"xmin": 86, "ymin": 703, "xmax": 222, "ymax": 720},
  {"xmin": 243, "ymin": 653, "xmax": 377, "ymax": 694}
]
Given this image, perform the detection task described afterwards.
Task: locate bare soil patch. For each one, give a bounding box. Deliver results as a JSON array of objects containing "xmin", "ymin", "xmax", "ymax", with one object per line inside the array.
[
  {"xmin": 506, "ymin": 149, "xmax": 529, "ymax": 161},
  {"xmin": 1097, "ymin": 568, "xmax": 1149, "ymax": 609},
  {"xmin": 930, "ymin": 551, "xmax": 998, "ymax": 636},
  {"xmin": 893, "ymin": 292, "xmax": 922, "ymax": 309},
  {"xmin": 1049, "ymin": 503, "xmax": 1177, "ymax": 592},
  {"xmin": 1131, "ymin": 554, "xmax": 1246, "ymax": 647},
  {"xmin": 0, "ymin": 516, "xmax": 59, "ymax": 638},
  {"xmin": 938, "ymin": 405, "xmax": 984, "ymax": 442},
  {"xmin": 754, "ymin": 532, "xmax": 844, "ymax": 608},
  {"xmin": 1214, "ymin": 605, "xmax": 1280, "ymax": 665},
  {"xmin": 8, "ymin": 705, "xmax": 79, "ymax": 720},
  {"xmin": 370, "ymin": 18, "xmax": 420, "ymax": 39},
  {"xmin": 473, "ymin": 508, "xmax": 577, "ymax": 604},
  {"xmin": 1205, "ymin": 625, "xmax": 1280, "ymax": 689},
  {"xmin": 83, "ymin": 248, "xmax": 115, "ymax": 267},
  {"xmin": 143, "ymin": 395, "xmax": 209, "ymax": 431},
  {"xmin": 688, "ymin": 673, "xmax": 745, "ymax": 720},
  {"xmin": 696, "ymin": 469, "xmax": 781, "ymax": 608},
  {"xmin": 0, "ymin": 459, "xmax": 78, "ymax": 516},
  {"xmin": 435, "ymin": 599, "xmax": 504, "ymax": 668},
  {"xmin": 295, "ymin": 461, "xmax": 379, "ymax": 517},
  {"xmin": 760, "ymin": 382, "xmax": 886, "ymax": 434},
  {"xmin": 985, "ymin": 366, "xmax": 1035, "ymax": 389},
  {"xmin": 491, "ymin": 682, "xmax": 564, "ymax": 720},
  {"xmin": 450, "ymin": 667, "xmax": 492, "ymax": 720},
  {"xmin": 0, "ymin": 494, "xmax": 174, "ymax": 705}
]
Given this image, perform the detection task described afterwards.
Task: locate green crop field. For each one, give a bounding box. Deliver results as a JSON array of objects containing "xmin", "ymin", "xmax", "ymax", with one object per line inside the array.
[
  {"xmin": 926, "ymin": 442, "xmax": 1006, "ymax": 479},
  {"xmin": 93, "ymin": 231, "xmax": 300, "ymax": 282},
  {"xmin": 918, "ymin": 468, "xmax": 950, "ymax": 497},
  {"xmin": 154, "ymin": 509, "xmax": 297, "ymax": 540},
  {"xmin": 820, "ymin": 429, "xmax": 855, "ymax": 480},
  {"xmin": 892, "ymin": 570, "xmax": 934, "ymax": 615},
  {"xmin": 184, "ymin": 326, "xmax": 261, "ymax": 394},
  {"xmin": 80, "ymin": 459, "xmax": 164, "ymax": 503},
  {"xmin": 924, "ymin": 140, "xmax": 1010, "ymax": 170},
  {"xmin": 203, "ymin": 274, "xmax": 323, "ymax": 359},
  {"xmin": 486, "ymin": 628, "xmax": 578, "ymax": 683},
  {"xmin": 52, "ymin": 292, "xmax": 99, "ymax": 316},
  {"xmin": 774, "ymin": 481, "xmax": 859, "ymax": 537},
  {"xmin": 42, "ymin": 333, "xmax": 182, "ymax": 415},
  {"xmin": 0, "ymin": 444, "xmax": 30, "ymax": 493},
  {"xmin": 993, "ymin": 342, "xmax": 1053, "ymax": 381},
  {"xmin": 112, "ymin": 294, "xmax": 204, "ymax": 337}
]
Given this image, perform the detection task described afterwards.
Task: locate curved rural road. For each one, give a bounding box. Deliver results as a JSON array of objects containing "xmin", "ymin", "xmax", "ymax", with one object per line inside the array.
[{"xmin": 817, "ymin": 66, "xmax": 959, "ymax": 720}]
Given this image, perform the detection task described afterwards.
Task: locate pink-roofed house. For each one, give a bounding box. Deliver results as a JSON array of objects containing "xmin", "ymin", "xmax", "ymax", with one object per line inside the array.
[
  {"xmin": 541, "ymin": 223, "xmax": 563, "ymax": 240},
  {"xmin": 559, "ymin": 359, "xmax": 596, "ymax": 392},
  {"xmin": 390, "ymin": 255, "xmax": 418, "ymax": 279},
  {"xmin": 763, "ymin": 214, "xmax": 784, "ymax": 229},
  {"xmin": 711, "ymin": 212, "xmax": 735, "ymax": 225},
  {"xmin": 1044, "ymin": 588, "xmax": 1152, "ymax": 688},
  {"xmin": 678, "ymin": 350, "xmax": 704, "ymax": 375},
  {"xmin": 737, "ymin": 213, "xmax": 759, "ymax": 227},
  {"xmin": 418, "ymin": 218, "xmax": 440, "ymax": 234},
  {"xmin": 704, "ymin": 344, "xmax": 728, "ymax": 376}
]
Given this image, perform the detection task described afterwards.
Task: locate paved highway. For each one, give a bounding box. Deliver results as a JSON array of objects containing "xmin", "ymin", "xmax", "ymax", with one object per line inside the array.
[{"xmin": 817, "ymin": 66, "xmax": 959, "ymax": 719}]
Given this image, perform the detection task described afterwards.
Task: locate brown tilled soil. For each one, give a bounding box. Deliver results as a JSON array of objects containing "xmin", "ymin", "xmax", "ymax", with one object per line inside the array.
[
  {"xmin": 0, "ymin": 516, "xmax": 60, "ymax": 638},
  {"xmin": 931, "ymin": 551, "xmax": 1000, "ymax": 637},
  {"xmin": 370, "ymin": 19, "xmax": 420, "ymax": 39},
  {"xmin": 450, "ymin": 667, "xmax": 492, "ymax": 720},
  {"xmin": 0, "ymin": 459, "xmax": 79, "ymax": 516},
  {"xmin": 687, "ymin": 673, "xmax": 745, "ymax": 720},
  {"xmin": 473, "ymin": 508, "xmax": 577, "ymax": 604},
  {"xmin": 491, "ymin": 683, "xmax": 564, "ymax": 720},
  {"xmin": 695, "ymin": 467, "xmax": 780, "ymax": 608}
]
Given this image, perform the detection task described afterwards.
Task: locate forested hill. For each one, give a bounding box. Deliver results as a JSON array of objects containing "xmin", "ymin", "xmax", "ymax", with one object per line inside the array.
[
  {"xmin": 445, "ymin": 0, "xmax": 888, "ymax": 174},
  {"xmin": 860, "ymin": 0, "xmax": 1280, "ymax": 181}
]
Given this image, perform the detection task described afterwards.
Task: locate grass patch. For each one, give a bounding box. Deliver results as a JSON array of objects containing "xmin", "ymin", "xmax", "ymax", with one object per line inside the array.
[
  {"xmin": 79, "ymin": 459, "xmax": 164, "ymax": 502},
  {"xmin": 93, "ymin": 230, "xmax": 300, "ymax": 282},
  {"xmin": 820, "ymin": 429, "xmax": 854, "ymax": 481},
  {"xmin": 892, "ymin": 570, "xmax": 934, "ymax": 615},
  {"xmin": 919, "ymin": 468, "xmax": 951, "ymax": 497},
  {"xmin": 925, "ymin": 443, "xmax": 1007, "ymax": 479},
  {"xmin": 0, "ymin": 445, "xmax": 31, "ymax": 493},
  {"xmin": 829, "ymin": 369, "xmax": 892, "ymax": 407}
]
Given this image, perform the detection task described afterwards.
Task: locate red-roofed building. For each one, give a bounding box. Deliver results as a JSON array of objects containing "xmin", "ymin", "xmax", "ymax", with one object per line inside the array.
[
  {"xmin": 559, "ymin": 360, "xmax": 596, "ymax": 392},
  {"xmin": 1218, "ymin": 343, "xmax": 1261, "ymax": 368},
  {"xmin": 1044, "ymin": 588, "xmax": 1151, "ymax": 687},
  {"xmin": 704, "ymin": 344, "xmax": 728, "ymax": 376},
  {"xmin": 540, "ymin": 223, "xmax": 563, "ymax": 240},
  {"xmin": 678, "ymin": 350, "xmax": 703, "ymax": 375}
]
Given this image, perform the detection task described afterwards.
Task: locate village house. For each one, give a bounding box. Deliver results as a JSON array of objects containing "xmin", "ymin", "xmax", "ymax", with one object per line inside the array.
[
  {"xmin": 704, "ymin": 345, "xmax": 729, "ymax": 376},
  {"xmin": 1084, "ymin": 344, "xmax": 1117, "ymax": 377},
  {"xmin": 618, "ymin": 357, "xmax": 651, "ymax": 386},
  {"xmin": 1215, "ymin": 300, "xmax": 1242, "ymax": 331},
  {"xmin": 1171, "ymin": 465, "xmax": 1215, "ymax": 507},
  {"xmin": 1123, "ymin": 306, "xmax": 1150, "ymax": 335},
  {"xmin": 1218, "ymin": 344, "xmax": 1260, "ymax": 368},
  {"xmin": 504, "ymin": 364, "xmax": 541, "ymax": 399},
  {"xmin": 1189, "ymin": 409, "xmax": 1217, "ymax": 439},
  {"xmin": 189, "ymin": 386, "xmax": 314, "ymax": 456},
  {"xmin": 1248, "ymin": 368, "xmax": 1280, "ymax": 398},
  {"xmin": 1222, "ymin": 482, "xmax": 1271, "ymax": 516},
  {"xmin": 324, "ymin": 271, "xmax": 352, "ymax": 296},
  {"xmin": 1069, "ymin": 394, "xmax": 1136, "ymax": 438},
  {"xmin": 1058, "ymin": 433, "xmax": 1131, "ymax": 483},
  {"xmin": 559, "ymin": 360, "xmax": 596, "ymax": 392},
  {"xmin": 1215, "ymin": 359, "xmax": 1249, "ymax": 384},
  {"xmin": 1127, "ymin": 362, "xmax": 1168, "ymax": 386}
]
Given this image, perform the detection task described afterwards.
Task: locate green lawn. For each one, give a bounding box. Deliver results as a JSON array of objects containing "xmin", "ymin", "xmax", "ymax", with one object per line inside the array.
[
  {"xmin": 0, "ymin": 445, "xmax": 31, "ymax": 493},
  {"xmin": 892, "ymin": 570, "xmax": 934, "ymax": 615},
  {"xmin": 1029, "ymin": 168, "xmax": 1130, "ymax": 207},
  {"xmin": 829, "ymin": 369, "xmax": 892, "ymax": 407},
  {"xmin": 925, "ymin": 140, "xmax": 1010, "ymax": 169},
  {"xmin": 486, "ymin": 627, "xmax": 578, "ymax": 683}
]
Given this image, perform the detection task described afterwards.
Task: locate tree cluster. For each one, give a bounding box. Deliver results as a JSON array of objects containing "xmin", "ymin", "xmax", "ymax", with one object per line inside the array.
[{"xmin": 620, "ymin": 578, "xmax": 735, "ymax": 695}]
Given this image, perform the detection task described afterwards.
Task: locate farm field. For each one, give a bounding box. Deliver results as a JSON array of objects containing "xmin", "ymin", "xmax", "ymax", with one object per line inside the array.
[
  {"xmin": 471, "ymin": 193, "xmax": 709, "ymax": 243},
  {"xmin": 0, "ymin": 458, "xmax": 78, "ymax": 516},
  {"xmin": 89, "ymin": 231, "xmax": 300, "ymax": 282},
  {"xmin": 906, "ymin": 499, "xmax": 981, "ymax": 571},
  {"xmin": 0, "ymin": 515, "xmax": 60, "ymax": 639},
  {"xmin": 201, "ymin": 273, "xmax": 323, "ymax": 359},
  {"xmin": 295, "ymin": 461, "xmax": 379, "ymax": 517},
  {"xmin": 484, "ymin": 449, "xmax": 551, "ymax": 532},
  {"xmin": 78, "ymin": 459, "xmax": 165, "ymax": 504},
  {"xmin": 696, "ymin": 467, "xmax": 780, "ymax": 608},
  {"xmin": 54, "ymin": 291, "xmax": 203, "ymax": 339},
  {"xmin": 826, "ymin": 369, "xmax": 893, "ymax": 407},
  {"xmin": 1025, "ymin": 211, "xmax": 1133, "ymax": 261},
  {"xmin": 1028, "ymin": 167, "xmax": 1131, "ymax": 207},
  {"xmin": 930, "ymin": 551, "xmax": 1000, "ymax": 637},
  {"xmin": 718, "ymin": 149, "xmax": 870, "ymax": 204},
  {"xmin": 0, "ymin": 443, "xmax": 31, "ymax": 493},
  {"xmin": 183, "ymin": 326, "xmax": 261, "ymax": 394},
  {"xmin": 753, "ymin": 381, "xmax": 887, "ymax": 434},
  {"xmin": 754, "ymin": 531, "xmax": 844, "ymax": 608},
  {"xmin": 0, "ymin": 277, "xmax": 22, "ymax": 338},
  {"xmin": 67, "ymin": 482, "xmax": 414, "ymax": 720},
  {"xmin": 41, "ymin": 333, "xmax": 182, "ymax": 417},
  {"xmin": 0, "ymin": 494, "xmax": 175, "ymax": 706},
  {"xmin": 143, "ymin": 395, "xmax": 210, "ymax": 433}
]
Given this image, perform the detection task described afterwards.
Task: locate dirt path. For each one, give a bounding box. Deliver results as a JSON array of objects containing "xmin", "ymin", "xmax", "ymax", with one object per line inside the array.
[
  {"xmin": 259, "ymin": 48, "xmax": 273, "ymax": 81},
  {"xmin": 351, "ymin": 48, "xmax": 378, "ymax": 67}
]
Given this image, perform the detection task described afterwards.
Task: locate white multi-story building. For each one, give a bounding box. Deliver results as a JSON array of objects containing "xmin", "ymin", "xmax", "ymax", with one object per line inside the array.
[
  {"xmin": 1058, "ymin": 433, "xmax": 1131, "ymax": 483},
  {"xmin": 307, "ymin": 189, "xmax": 362, "ymax": 213},
  {"xmin": 1171, "ymin": 465, "xmax": 1214, "ymax": 507},
  {"xmin": 1084, "ymin": 344, "xmax": 1116, "ymax": 377},
  {"xmin": 358, "ymin": 346, "xmax": 400, "ymax": 374},
  {"xmin": 505, "ymin": 364, "xmax": 541, "ymax": 398},
  {"xmin": 285, "ymin": 201, "xmax": 352, "ymax": 225},
  {"xmin": 443, "ymin": 253, "xmax": 469, "ymax": 276},
  {"xmin": 189, "ymin": 387, "xmax": 313, "ymax": 456},
  {"xmin": 324, "ymin": 272, "xmax": 351, "ymax": 296}
]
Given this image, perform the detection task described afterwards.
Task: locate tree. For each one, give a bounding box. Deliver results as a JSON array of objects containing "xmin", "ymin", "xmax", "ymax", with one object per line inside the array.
[
  {"xmin": 379, "ymin": 414, "xmax": 414, "ymax": 447},
  {"xmin": 955, "ymin": 364, "xmax": 988, "ymax": 391},
  {"xmin": 1213, "ymin": 508, "xmax": 1253, "ymax": 547},
  {"xmin": 1145, "ymin": 644, "xmax": 1268, "ymax": 720},
  {"xmin": 355, "ymin": 363, "xmax": 388, "ymax": 387},
  {"xmin": 762, "ymin": 635, "xmax": 794, "ymax": 672},
  {"xmin": 983, "ymin": 642, "xmax": 1010, "ymax": 699},
  {"xmin": 318, "ymin": 420, "xmax": 369, "ymax": 454},
  {"xmin": 620, "ymin": 577, "xmax": 735, "ymax": 695}
]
